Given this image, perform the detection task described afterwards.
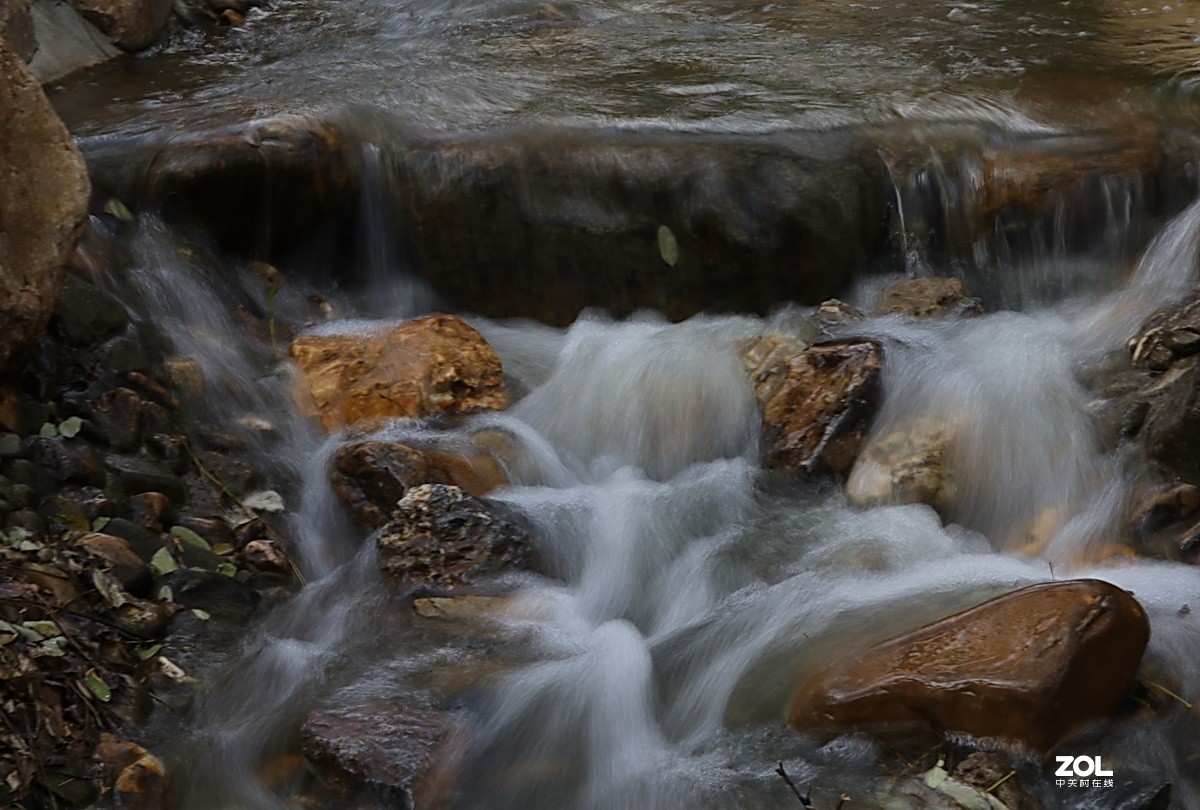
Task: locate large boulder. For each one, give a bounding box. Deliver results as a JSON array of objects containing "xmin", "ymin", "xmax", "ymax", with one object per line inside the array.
[
  {"xmin": 787, "ymin": 579, "xmax": 1149, "ymax": 751},
  {"xmin": 376, "ymin": 484, "xmax": 537, "ymax": 589},
  {"xmin": 739, "ymin": 336, "xmax": 883, "ymax": 476},
  {"xmin": 0, "ymin": 40, "xmax": 90, "ymax": 376},
  {"xmin": 0, "ymin": 0, "xmax": 35, "ymax": 62},
  {"xmin": 289, "ymin": 314, "xmax": 508, "ymax": 433},
  {"xmin": 70, "ymin": 0, "xmax": 172, "ymax": 51},
  {"xmin": 330, "ymin": 439, "xmax": 507, "ymax": 531}
]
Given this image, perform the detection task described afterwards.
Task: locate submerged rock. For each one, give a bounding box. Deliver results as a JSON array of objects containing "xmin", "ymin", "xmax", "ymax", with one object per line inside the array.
[
  {"xmin": 873, "ymin": 277, "xmax": 983, "ymax": 320},
  {"xmin": 740, "ymin": 336, "xmax": 883, "ymax": 476},
  {"xmin": 0, "ymin": 39, "xmax": 90, "ymax": 375},
  {"xmin": 290, "ymin": 314, "xmax": 508, "ymax": 433},
  {"xmin": 302, "ymin": 702, "xmax": 463, "ymax": 806},
  {"xmin": 376, "ymin": 483, "xmax": 537, "ymax": 588},
  {"xmin": 331, "ymin": 439, "xmax": 507, "ymax": 531},
  {"xmin": 846, "ymin": 417, "xmax": 957, "ymax": 518},
  {"xmin": 788, "ymin": 579, "xmax": 1150, "ymax": 751}
]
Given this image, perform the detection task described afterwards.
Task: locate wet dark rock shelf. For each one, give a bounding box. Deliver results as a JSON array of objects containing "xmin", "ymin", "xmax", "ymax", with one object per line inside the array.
[{"xmin": 78, "ymin": 114, "xmax": 1200, "ymax": 326}]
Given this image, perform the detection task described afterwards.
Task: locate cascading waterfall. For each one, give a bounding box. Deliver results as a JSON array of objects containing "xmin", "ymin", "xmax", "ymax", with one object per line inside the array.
[{"xmin": 111, "ymin": 169, "xmax": 1200, "ymax": 808}]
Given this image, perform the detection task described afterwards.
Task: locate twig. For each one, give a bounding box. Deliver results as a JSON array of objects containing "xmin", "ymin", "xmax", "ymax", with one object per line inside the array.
[
  {"xmin": 835, "ymin": 795, "xmax": 850, "ymax": 810},
  {"xmin": 984, "ymin": 769, "xmax": 1016, "ymax": 794},
  {"xmin": 1142, "ymin": 678, "xmax": 1195, "ymax": 710},
  {"xmin": 181, "ymin": 437, "xmax": 306, "ymax": 585},
  {"xmin": 775, "ymin": 762, "xmax": 815, "ymax": 808}
]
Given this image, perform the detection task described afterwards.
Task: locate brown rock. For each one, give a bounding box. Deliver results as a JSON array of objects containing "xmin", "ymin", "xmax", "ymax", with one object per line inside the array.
[
  {"xmin": 873, "ymin": 277, "xmax": 982, "ymax": 320},
  {"xmin": 1132, "ymin": 482, "xmax": 1200, "ymax": 533},
  {"xmin": 846, "ymin": 417, "xmax": 957, "ymax": 518},
  {"xmin": 1128, "ymin": 287, "xmax": 1200, "ymax": 372},
  {"xmin": 412, "ymin": 595, "xmax": 515, "ymax": 620},
  {"xmin": 90, "ymin": 387, "xmax": 144, "ymax": 452},
  {"xmin": 113, "ymin": 751, "xmax": 168, "ymax": 809},
  {"xmin": 0, "ymin": 41, "xmax": 90, "ymax": 376},
  {"xmin": 164, "ymin": 357, "xmax": 204, "ymax": 401},
  {"xmin": 75, "ymin": 532, "xmax": 151, "ymax": 590},
  {"xmin": 330, "ymin": 439, "xmax": 507, "ymax": 531},
  {"xmin": 80, "ymin": 116, "xmax": 357, "ymax": 263},
  {"xmin": 740, "ymin": 336, "xmax": 883, "ymax": 476},
  {"xmin": 127, "ymin": 491, "xmax": 171, "ymax": 532},
  {"xmin": 70, "ymin": 0, "xmax": 171, "ymax": 51},
  {"xmin": 290, "ymin": 314, "xmax": 508, "ymax": 433},
  {"xmin": 0, "ymin": 0, "xmax": 35, "ymax": 62},
  {"xmin": 982, "ymin": 126, "xmax": 1161, "ymax": 219},
  {"xmin": 788, "ymin": 579, "xmax": 1150, "ymax": 751},
  {"xmin": 96, "ymin": 733, "xmax": 168, "ymax": 810},
  {"xmin": 302, "ymin": 702, "xmax": 464, "ymax": 805},
  {"xmin": 377, "ymin": 484, "xmax": 537, "ymax": 588}
]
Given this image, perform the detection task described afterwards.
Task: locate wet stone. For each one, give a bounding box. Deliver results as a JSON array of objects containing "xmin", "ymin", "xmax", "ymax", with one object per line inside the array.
[
  {"xmin": 331, "ymin": 439, "xmax": 507, "ymax": 532},
  {"xmin": 846, "ymin": 417, "xmax": 957, "ymax": 518},
  {"xmin": 159, "ymin": 569, "xmax": 258, "ymax": 621},
  {"xmin": 873, "ymin": 276, "xmax": 983, "ymax": 320},
  {"xmin": 30, "ymin": 436, "xmax": 107, "ymax": 487},
  {"xmin": 0, "ymin": 431, "xmax": 23, "ymax": 458},
  {"xmin": 740, "ymin": 337, "xmax": 884, "ymax": 476},
  {"xmin": 52, "ymin": 273, "xmax": 129, "ymax": 346},
  {"xmin": 301, "ymin": 702, "xmax": 463, "ymax": 804},
  {"xmin": 105, "ymin": 455, "xmax": 185, "ymax": 504},
  {"xmin": 127, "ymin": 491, "xmax": 172, "ymax": 532},
  {"xmin": 289, "ymin": 313, "xmax": 509, "ymax": 432},
  {"xmin": 376, "ymin": 483, "xmax": 538, "ymax": 589},
  {"xmin": 788, "ymin": 579, "xmax": 1150, "ymax": 751},
  {"xmin": 89, "ymin": 387, "xmax": 144, "ymax": 452},
  {"xmin": 75, "ymin": 532, "xmax": 151, "ymax": 591},
  {"xmin": 100, "ymin": 517, "xmax": 167, "ymax": 562},
  {"xmin": 4, "ymin": 457, "xmax": 60, "ymax": 496}
]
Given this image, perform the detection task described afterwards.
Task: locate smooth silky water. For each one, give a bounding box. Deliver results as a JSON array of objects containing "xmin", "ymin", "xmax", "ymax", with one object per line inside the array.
[
  {"xmin": 43, "ymin": 0, "xmax": 1200, "ymax": 806},
  {"xmin": 86, "ymin": 179, "xmax": 1200, "ymax": 808}
]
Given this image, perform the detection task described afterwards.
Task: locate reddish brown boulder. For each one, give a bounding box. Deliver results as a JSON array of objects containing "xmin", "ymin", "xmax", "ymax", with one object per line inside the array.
[
  {"xmin": 331, "ymin": 439, "xmax": 507, "ymax": 531},
  {"xmin": 0, "ymin": 41, "xmax": 90, "ymax": 376},
  {"xmin": 740, "ymin": 336, "xmax": 883, "ymax": 476},
  {"xmin": 788, "ymin": 579, "xmax": 1150, "ymax": 751},
  {"xmin": 302, "ymin": 702, "xmax": 463, "ymax": 806},
  {"xmin": 289, "ymin": 314, "xmax": 508, "ymax": 433},
  {"xmin": 70, "ymin": 0, "xmax": 172, "ymax": 51}
]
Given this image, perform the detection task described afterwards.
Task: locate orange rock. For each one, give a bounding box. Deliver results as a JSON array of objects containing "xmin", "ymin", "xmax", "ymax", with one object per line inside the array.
[
  {"xmin": 289, "ymin": 314, "xmax": 508, "ymax": 432},
  {"xmin": 740, "ymin": 336, "xmax": 883, "ymax": 476},
  {"xmin": 788, "ymin": 579, "xmax": 1150, "ymax": 751}
]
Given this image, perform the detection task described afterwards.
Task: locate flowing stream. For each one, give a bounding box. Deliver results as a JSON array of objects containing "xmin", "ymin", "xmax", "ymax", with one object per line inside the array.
[
  {"xmin": 44, "ymin": 0, "xmax": 1200, "ymax": 807},
  {"xmin": 90, "ymin": 183, "xmax": 1200, "ymax": 809}
]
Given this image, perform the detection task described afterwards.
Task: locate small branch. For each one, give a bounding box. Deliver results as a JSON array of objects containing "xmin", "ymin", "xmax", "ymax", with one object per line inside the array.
[
  {"xmin": 1142, "ymin": 678, "xmax": 1195, "ymax": 710},
  {"xmin": 181, "ymin": 437, "xmax": 306, "ymax": 585},
  {"xmin": 775, "ymin": 762, "xmax": 815, "ymax": 809},
  {"xmin": 984, "ymin": 769, "xmax": 1016, "ymax": 794}
]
